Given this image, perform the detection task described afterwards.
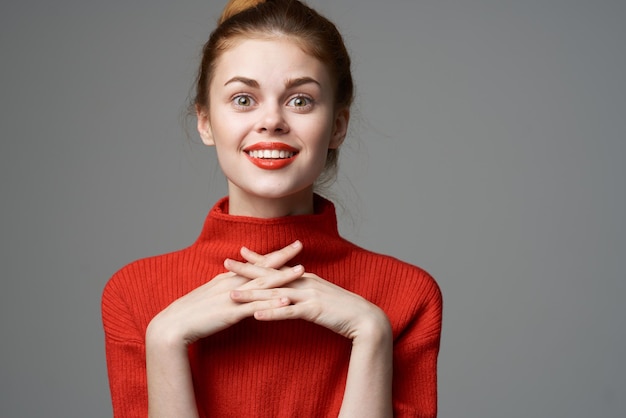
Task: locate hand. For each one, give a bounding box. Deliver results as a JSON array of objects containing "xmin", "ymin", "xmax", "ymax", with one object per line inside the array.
[
  {"xmin": 146, "ymin": 242, "xmax": 308, "ymax": 418},
  {"xmin": 228, "ymin": 248, "xmax": 391, "ymax": 342},
  {"xmin": 147, "ymin": 241, "xmax": 305, "ymax": 347},
  {"xmin": 227, "ymin": 246, "xmax": 394, "ymax": 418}
]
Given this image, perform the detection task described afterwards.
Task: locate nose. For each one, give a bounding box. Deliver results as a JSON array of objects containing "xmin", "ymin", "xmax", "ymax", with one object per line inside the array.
[{"xmin": 256, "ymin": 103, "xmax": 289, "ymax": 134}]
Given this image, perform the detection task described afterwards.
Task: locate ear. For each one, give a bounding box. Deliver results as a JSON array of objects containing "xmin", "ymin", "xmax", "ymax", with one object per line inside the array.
[
  {"xmin": 329, "ymin": 107, "xmax": 350, "ymax": 149},
  {"xmin": 196, "ymin": 105, "xmax": 215, "ymax": 146}
]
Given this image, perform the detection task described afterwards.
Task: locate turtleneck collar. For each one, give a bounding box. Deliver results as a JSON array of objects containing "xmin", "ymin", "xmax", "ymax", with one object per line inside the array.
[{"xmin": 193, "ymin": 195, "xmax": 348, "ymax": 265}]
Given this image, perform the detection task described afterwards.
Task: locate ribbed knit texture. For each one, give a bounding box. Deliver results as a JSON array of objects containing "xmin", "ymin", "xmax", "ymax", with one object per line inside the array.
[{"xmin": 102, "ymin": 195, "xmax": 442, "ymax": 417}]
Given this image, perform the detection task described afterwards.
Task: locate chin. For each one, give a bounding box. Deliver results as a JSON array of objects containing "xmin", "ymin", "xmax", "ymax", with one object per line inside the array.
[{"xmin": 242, "ymin": 182, "xmax": 314, "ymax": 200}]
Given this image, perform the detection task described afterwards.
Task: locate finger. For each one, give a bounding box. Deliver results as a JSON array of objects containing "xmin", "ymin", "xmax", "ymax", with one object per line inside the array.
[
  {"xmin": 225, "ymin": 257, "xmax": 290, "ymax": 279},
  {"xmin": 224, "ymin": 258, "xmax": 271, "ymax": 279},
  {"xmin": 253, "ymin": 304, "xmax": 301, "ymax": 321},
  {"xmin": 240, "ymin": 240, "xmax": 302, "ymax": 269},
  {"xmin": 231, "ymin": 264, "xmax": 304, "ymax": 290},
  {"xmin": 230, "ymin": 288, "xmax": 290, "ymax": 303},
  {"xmin": 231, "ymin": 288, "xmax": 290, "ymax": 304},
  {"xmin": 236, "ymin": 297, "xmax": 292, "ymax": 320}
]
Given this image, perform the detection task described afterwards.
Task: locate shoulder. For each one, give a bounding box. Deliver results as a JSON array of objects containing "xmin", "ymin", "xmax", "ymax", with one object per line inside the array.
[
  {"xmin": 101, "ymin": 247, "xmax": 194, "ymax": 328},
  {"xmin": 101, "ymin": 246, "xmax": 202, "ymax": 342},
  {"xmin": 103, "ymin": 247, "xmax": 189, "ymax": 296},
  {"xmin": 345, "ymin": 243, "xmax": 440, "ymax": 297}
]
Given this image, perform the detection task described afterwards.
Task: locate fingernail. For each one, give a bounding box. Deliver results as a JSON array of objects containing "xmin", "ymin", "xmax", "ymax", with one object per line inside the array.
[
  {"xmin": 255, "ymin": 311, "xmax": 265, "ymax": 319},
  {"xmin": 292, "ymin": 264, "xmax": 303, "ymax": 273},
  {"xmin": 231, "ymin": 290, "xmax": 241, "ymax": 298},
  {"xmin": 291, "ymin": 240, "xmax": 302, "ymax": 248}
]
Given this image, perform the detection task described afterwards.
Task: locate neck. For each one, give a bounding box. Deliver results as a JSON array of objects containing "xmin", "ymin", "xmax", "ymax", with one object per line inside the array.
[{"xmin": 226, "ymin": 185, "xmax": 315, "ymax": 218}]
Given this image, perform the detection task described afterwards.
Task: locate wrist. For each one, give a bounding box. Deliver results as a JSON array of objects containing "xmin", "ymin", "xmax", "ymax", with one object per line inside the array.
[
  {"xmin": 146, "ymin": 314, "xmax": 188, "ymax": 353},
  {"xmin": 351, "ymin": 307, "xmax": 392, "ymax": 346}
]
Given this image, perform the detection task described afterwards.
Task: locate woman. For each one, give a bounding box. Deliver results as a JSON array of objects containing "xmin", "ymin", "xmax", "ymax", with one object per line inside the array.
[{"xmin": 102, "ymin": 0, "xmax": 442, "ymax": 416}]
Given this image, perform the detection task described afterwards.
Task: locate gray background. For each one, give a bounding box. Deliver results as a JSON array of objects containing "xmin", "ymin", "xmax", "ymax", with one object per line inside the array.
[{"xmin": 1, "ymin": 0, "xmax": 624, "ymax": 417}]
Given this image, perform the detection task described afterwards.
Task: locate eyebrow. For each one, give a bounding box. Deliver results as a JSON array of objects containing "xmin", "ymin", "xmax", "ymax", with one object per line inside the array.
[
  {"xmin": 285, "ymin": 77, "xmax": 321, "ymax": 89},
  {"xmin": 224, "ymin": 76, "xmax": 321, "ymax": 89},
  {"xmin": 224, "ymin": 77, "xmax": 259, "ymax": 88}
]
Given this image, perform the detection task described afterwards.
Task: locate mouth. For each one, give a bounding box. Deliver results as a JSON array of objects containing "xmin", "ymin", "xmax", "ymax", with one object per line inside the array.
[
  {"xmin": 244, "ymin": 142, "xmax": 299, "ymax": 170},
  {"xmin": 247, "ymin": 149, "xmax": 297, "ymax": 159}
]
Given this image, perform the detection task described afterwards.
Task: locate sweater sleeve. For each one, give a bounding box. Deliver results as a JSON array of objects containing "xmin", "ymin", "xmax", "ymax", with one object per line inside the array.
[
  {"xmin": 392, "ymin": 271, "xmax": 443, "ymax": 418},
  {"xmin": 101, "ymin": 273, "xmax": 149, "ymax": 418}
]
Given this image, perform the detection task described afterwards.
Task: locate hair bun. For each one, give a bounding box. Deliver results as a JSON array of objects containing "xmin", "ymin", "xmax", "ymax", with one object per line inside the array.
[{"xmin": 219, "ymin": 0, "xmax": 268, "ymax": 24}]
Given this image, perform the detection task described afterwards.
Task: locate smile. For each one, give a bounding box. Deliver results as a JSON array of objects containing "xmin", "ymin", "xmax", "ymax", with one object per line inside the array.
[
  {"xmin": 244, "ymin": 142, "xmax": 299, "ymax": 170},
  {"xmin": 247, "ymin": 149, "xmax": 295, "ymax": 159}
]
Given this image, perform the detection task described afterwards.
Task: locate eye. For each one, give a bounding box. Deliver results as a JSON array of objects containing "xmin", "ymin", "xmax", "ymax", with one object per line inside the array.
[
  {"xmin": 287, "ymin": 95, "xmax": 313, "ymax": 109},
  {"xmin": 232, "ymin": 94, "xmax": 255, "ymax": 108}
]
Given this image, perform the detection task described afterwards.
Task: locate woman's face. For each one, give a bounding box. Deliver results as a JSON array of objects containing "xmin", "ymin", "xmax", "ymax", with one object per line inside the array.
[{"xmin": 198, "ymin": 37, "xmax": 348, "ymax": 210}]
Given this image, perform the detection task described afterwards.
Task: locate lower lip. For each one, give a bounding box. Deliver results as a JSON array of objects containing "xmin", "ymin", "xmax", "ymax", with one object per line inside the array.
[{"xmin": 245, "ymin": 153, "xmax": 298, "ymax": 170}]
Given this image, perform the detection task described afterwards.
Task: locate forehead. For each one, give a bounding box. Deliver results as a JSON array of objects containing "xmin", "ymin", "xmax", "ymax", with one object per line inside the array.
[{"xmin": 212, "ymin": 37, "xmax": 332, "ymax": 88}]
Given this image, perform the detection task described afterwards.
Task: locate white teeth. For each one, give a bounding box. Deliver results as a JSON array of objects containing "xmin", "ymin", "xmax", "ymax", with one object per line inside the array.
[{"xmin": 249, "ymin": 150, "xmax": 294, "ymax": 159}]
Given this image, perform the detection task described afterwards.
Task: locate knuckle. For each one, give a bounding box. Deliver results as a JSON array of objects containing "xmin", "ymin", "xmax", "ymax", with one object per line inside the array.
[
  {"xmin": 283, "ymin": 306, "xmax": 295, "ymax": 318},
  {"xmin": 309, "ymin": 305, "xmax": 323, "ymax": 322},
  {"xmin": 256, "ymin": 258, "xmax": 270, "ymax": 268}
]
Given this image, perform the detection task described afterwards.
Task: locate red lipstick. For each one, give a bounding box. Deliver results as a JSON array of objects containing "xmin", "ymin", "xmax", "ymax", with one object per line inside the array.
[{"xmin": 244, "ymin": 142, "xmax": 299, "ymax": 170}]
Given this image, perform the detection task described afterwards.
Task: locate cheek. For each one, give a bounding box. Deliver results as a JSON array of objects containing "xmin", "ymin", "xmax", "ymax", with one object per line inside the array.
[
  {"xmin": 211, "ymin": 117, "xmax": 246, "ymax": 145},
  {"xmin": 303, "ymin": 115, "xmax": 334, "ymax": 143}
]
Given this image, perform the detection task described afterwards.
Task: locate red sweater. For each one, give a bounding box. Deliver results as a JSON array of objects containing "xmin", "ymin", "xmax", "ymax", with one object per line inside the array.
[{"xmin": 102, "ymin": 196, "xmax": 442, "ymax": 417}]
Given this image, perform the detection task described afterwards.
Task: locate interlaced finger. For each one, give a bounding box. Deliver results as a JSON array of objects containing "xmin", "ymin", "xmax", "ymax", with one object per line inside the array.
[
  {"xmin": 225, "ymin": 259, "xmax": 305, "ymax": 290},
  {"xmin": 240, "ymin": 240, "xmax": 302, "ymax": 269}
]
